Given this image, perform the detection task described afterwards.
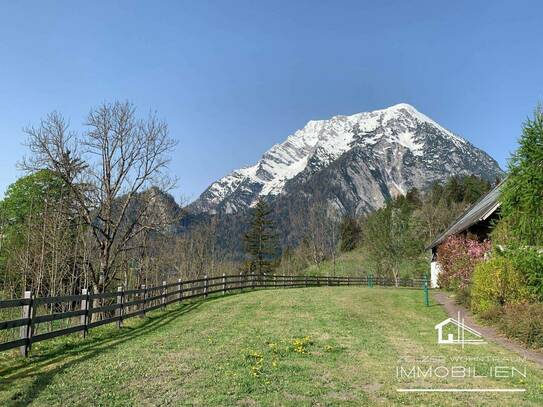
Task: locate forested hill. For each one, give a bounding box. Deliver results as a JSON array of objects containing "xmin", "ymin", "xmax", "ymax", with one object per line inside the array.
[{"xmin": 181, "ymin": 174, "xmax": 497, "ymax": 266}]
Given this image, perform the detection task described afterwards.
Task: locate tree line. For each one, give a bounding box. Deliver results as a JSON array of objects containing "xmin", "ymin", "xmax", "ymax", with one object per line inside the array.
[
  {"xmin": 237, "ymin": 173, "xmax": 494, "ymax": 284},
  {"xmin": 0, "ymin": 98, "xmax": 496, "ymax": 299}
]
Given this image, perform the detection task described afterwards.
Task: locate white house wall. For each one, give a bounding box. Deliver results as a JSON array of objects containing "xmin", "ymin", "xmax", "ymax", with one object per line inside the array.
[{"xmin": 430, "ymin": 261, "xmax": 441, "ymax": 288}]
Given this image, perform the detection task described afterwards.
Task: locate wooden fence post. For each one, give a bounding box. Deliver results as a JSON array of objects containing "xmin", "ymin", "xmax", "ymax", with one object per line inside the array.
[
  {"xmin": 20, "ymin": 291, "xmax": 33, "ymax": 357},
  {"xmin": 80, "ymin": 288, "xmax": 89, "ymax": 337},
  {"xmin": 116, "ymin": 286, "xmax": 124, "ymax": 328},
  {"xmin": 162, "ymin": 281, "xmax": 167, "ymax": 310},
  {"xmin": 273, "ymin": 274, "xmax": 276, "ymax": 288},
  {"xmin": 204, "ymin": 275, "xmax": 208, "ymax": 297},
  {"xmin": 251, "ymin": 272, "xmax": 255, "ymax": 290},
  {"xmin": 141, "ymin": 284, "xmax": 147, "ymax": 318},
  {"xmin": 177, "ymin": 278, "xmax": 183, "ymax": 302},
  {"xmin": 222, "ymin": 273, "xmax": 226, "ymax": 295},
  {"xmin": 304, "ymin": 275, "xmax": 308, "ymax": 287},
  {"xmin": 239, "ymin": 272, "xmax": 243, "ymax": 291}
]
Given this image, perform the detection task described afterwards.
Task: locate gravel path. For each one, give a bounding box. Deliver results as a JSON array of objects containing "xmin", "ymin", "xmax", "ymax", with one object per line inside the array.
[{"xmin": 433, "ymin": 290, "xmax": 543, "ymax": 367}]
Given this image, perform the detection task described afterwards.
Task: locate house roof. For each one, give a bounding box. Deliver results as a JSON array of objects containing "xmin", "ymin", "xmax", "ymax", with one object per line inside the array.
[{"xmin": 427, "ymin": 180, "xmax": 505, "ymax": 250}]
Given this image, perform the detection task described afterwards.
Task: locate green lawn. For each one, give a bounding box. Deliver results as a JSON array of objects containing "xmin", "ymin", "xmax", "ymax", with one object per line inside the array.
[
  {"xmin": 303, "ymin": 249, "xmax": 368, "ymax": 276},
  {"xmin": 1, "ymin": 287, "xmax": 542, "ymax": 406},
  {"xmin": 303, "ymin": 247, "xmax": 427, "ymax": 278}
]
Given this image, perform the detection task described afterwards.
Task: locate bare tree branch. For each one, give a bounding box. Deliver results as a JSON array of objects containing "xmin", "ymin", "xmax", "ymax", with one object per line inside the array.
[{"xmin": 21, "ymin": 101, "xmax": 178, "ymax": 304}]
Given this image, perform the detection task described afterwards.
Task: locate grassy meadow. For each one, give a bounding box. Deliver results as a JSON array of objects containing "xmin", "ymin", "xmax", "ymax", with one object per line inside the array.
[
  {"xmin": 1, "ymin": 286, "xmax": 542, "ymax": 406},
  {"xmin": 302, "ymin": 247, "xmax": 428, "ymax": 279}
]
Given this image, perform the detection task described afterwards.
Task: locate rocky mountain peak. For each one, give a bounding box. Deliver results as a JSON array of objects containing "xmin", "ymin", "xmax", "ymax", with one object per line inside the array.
[{"xmin": 191, "ymin": 104, "xmax": 502, "ymax": 215}]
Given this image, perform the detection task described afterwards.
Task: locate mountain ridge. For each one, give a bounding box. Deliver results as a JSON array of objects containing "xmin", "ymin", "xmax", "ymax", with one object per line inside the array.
[{"xmin": 191, "ymin": 103, "xmax": 503, "ymax": 216}]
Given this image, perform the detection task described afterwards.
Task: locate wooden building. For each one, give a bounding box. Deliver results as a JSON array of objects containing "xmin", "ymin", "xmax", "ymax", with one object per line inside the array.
[{"xmin": 427, "ymin": 181, "xmax": 503, "ymax": 287}]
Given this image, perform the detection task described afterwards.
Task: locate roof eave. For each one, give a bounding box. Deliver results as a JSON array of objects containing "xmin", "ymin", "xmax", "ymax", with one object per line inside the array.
[{"xmin": 425, "ymin": 180, "xmax": 505, "ymax": 251}]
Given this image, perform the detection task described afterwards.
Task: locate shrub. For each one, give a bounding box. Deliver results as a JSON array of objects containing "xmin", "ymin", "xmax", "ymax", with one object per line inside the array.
[
  {"xmin": 436, "ymin": 235, "xmax": 491, "ymax": 290},
  {"xmin": 478, "ymin": 305, "xmax": 504, "ymax": 323},
  {"xmin": 455, "ymin": 287, "xmax": 471, "ymax": 308},
  {"xmin": 503, "ymin": 246, "xmax": 543, "ymax": 301},
  {"xmin": 499, "ymin": 303, "xmax": 543, "ymax": 349},
  {"xmin": 470, "ymin": 256, "xmax": 529, "ymax": 313}
]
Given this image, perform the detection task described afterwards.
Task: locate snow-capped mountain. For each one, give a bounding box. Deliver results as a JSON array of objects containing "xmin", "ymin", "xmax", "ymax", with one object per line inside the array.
[{"xmin": 192, "ymin": 103, "xmax": 503, "ymax": 215}]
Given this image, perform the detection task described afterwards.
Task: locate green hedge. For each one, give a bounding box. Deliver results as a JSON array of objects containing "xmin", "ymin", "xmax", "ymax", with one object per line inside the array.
[
  {"xmin": 470, "ymin": 256, "xmax": 529, "ymax": 313},
  {"xmin": 503, "ymin": 247, "xmax": 543, "ymax": 301},
  {"xmin": 499, "ymin": 303, "xmax": 543, "ymax": 348}
]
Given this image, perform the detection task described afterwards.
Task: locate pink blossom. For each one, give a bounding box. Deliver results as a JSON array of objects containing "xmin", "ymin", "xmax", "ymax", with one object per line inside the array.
[{"xmin": 436, "ymin": 235, "xmax": 491, "ymax": 289}]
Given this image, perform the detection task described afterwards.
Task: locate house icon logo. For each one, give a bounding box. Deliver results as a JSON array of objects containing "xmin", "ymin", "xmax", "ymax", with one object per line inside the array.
[{"xmin": 435, "ymin": 312, "xmax": 486, "ymax": 347}]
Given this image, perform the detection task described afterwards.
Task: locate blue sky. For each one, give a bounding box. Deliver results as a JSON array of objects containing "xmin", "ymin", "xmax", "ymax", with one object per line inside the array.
[{"xmin": 0, "ymin": 1, "xmax": 542, "ymax": 202}]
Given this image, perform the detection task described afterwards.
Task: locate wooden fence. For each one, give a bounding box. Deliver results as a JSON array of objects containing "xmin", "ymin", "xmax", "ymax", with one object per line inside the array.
[{"xmin": 0, "ymin": 274, "xmax": 428, "ymax": 356}]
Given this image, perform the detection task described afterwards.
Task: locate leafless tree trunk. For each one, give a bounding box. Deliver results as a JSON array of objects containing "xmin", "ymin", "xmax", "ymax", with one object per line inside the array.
[{"xmin": 22, "ymin": 101, "xmax": 177, "ymax": 314}]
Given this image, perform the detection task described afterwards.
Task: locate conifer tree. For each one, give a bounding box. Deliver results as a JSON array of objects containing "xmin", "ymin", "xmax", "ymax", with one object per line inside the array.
[
  {"xmin": 339, "ymin": 216, "xmax": 361, "ymax": 252},
  {"xmin": 243, "ymin": 198, "xmax": 279, "ymax": 274},
  {"xmin": 500, "ymin": 106, "xmax": 543, "ymax": 246}
]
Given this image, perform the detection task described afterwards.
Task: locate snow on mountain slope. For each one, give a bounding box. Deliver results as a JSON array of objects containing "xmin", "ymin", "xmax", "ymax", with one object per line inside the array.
[{"xmin": 192, "ymin": 103, "xmax": 501, "ymax": 214}]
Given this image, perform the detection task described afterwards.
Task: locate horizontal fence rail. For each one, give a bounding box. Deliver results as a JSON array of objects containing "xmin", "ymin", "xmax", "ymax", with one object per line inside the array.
[{"xmin": 0, "ymin": 274, "xmax": 429, "ymax": 356}]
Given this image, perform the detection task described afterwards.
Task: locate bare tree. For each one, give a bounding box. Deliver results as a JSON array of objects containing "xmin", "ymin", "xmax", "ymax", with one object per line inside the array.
[
  {"xmin": 305, "ymin": 201, "xmax": 329, "ymax": 267},
  {"xmin": 22, "ymin": 101, "xmax": 177, "ymax": 301},
  {"xmin": 325, "ymin": 206, "xmax": 340, "ymax": 276}
]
